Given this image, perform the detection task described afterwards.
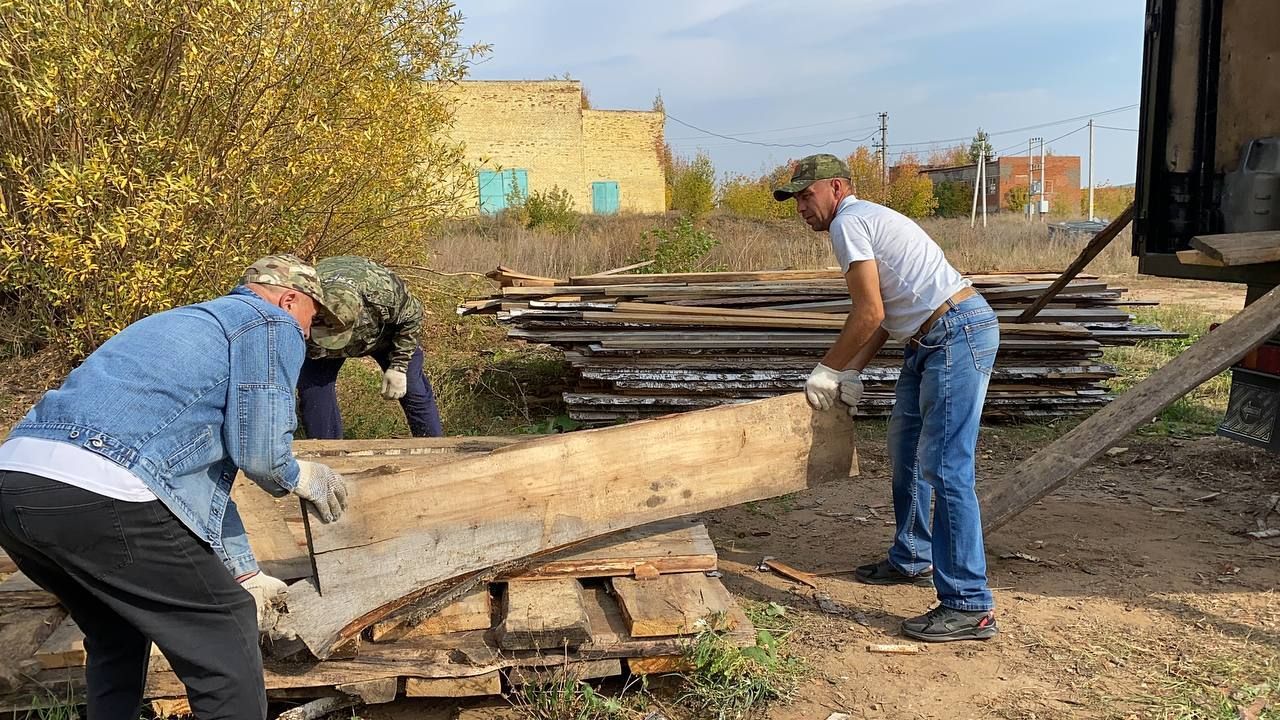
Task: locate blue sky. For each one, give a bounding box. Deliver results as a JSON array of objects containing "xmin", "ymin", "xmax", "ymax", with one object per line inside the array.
[{"xmin": 460, "ymin": 0, "xmax": 1145, "ymax": 185}]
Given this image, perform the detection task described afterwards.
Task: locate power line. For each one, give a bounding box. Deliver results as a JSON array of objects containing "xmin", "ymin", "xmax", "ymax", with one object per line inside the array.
[
  {"xmin": 1093, "ymin": 124, "xmax": 1139, "ymax": 132},
  {"xmin": 667, "ymin": 124, "xmax": 881, "ymax": 149},
  {"xmin": 665, "ymin": 112, "xmax": 881, "ymax": 141},
  {"xmin": 665, "ymin": 114, "xmax": 881, "ymax": 149},
  {"xmin": 990, "ymin": 124, "xmax": 1090, "ymax": 158},
  {"xmin": 885, "ymin": 103, "xmax": 1138, "ymax": 152}
]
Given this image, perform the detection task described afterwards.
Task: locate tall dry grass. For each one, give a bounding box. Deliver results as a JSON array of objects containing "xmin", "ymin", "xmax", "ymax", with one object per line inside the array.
[{"xmin": 427, "ymin": 212, "xmax": 1137, "ymax": 278}]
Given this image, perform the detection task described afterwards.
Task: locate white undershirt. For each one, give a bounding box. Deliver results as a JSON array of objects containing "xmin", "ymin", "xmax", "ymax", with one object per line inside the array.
[
  {"xmin": 0, "ymin": 437, "xmax": 158, "ymax": 502},
  {"xmin": 828, "ymin": 196, "xmax": 970, "ymax": 341}
]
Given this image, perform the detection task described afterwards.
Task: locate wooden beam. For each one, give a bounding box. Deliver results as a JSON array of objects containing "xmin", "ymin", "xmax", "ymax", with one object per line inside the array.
[
  {"xmin": 611, "ymin": 574, "xmax": 736, "ymax": 637},
  {"xmin": 506, "ymin": 659, "xmax": 621, "ymax": 686},
  {"xmin": 1191, "ymin": 231, "xmax": 1280, "ymax": 266},
  {"xmin": 1015, "ymin": 203, "xmax": 1134, "ymax": 323},
  {"xmin": 404, "ymin": 671, "xmax": 501, "ymax": 698},
  {"xmin": 282, "ymin": 393, "xmax": 857, "ymax": 659},
  {"xmin": 368, "ymin": 588, "xmax": 492, "ymax": 643},
  {"xmin": 982, "ymin": 284, "xmax": 1280, "ymax": 531},
  {"xmin": 495, "ymin": 579, "xmax": 592, "ymax": 651}
]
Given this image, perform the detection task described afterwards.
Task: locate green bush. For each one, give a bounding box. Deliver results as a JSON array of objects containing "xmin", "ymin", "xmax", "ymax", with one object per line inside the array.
[
  {"xmin": 511, "ymin": 186, "xmax": 579, "ymax": 234},
  {"xmin": 718, "ymin": 173, "xmax": 796, "ymax": 220},
  {"xmin": 670, "ymin": 152, "xmax": 716, "ymax": 217},
  {"xmin": 637, "ymin": 215, "xmax": 722, "ymax": 274},
  {"xmin": 0, "ymin": 0, "xmax": 484, "ymax": 360},
  {"xmin": 933, "ymin": 180, "xmax": 972, "ymax": 218}
]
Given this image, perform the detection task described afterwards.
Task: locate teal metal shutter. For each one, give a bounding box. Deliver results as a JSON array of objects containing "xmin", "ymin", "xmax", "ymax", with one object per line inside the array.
[
  {"xmin": 591, "ymin": 181, "xmax": 620, "ymax": 214},
  {"xmin": 478, "ymin": 170, "xmax": 506, "ymax": 214},
  {"xmin": 478, "ymin": 169, "xmax": 529, "ymax": 214}
]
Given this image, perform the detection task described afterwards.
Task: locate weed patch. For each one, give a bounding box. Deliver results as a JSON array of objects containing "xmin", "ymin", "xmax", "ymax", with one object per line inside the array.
[{"xmin": 678, "ymin": 602, "xmax": 805, "ymax": 720}]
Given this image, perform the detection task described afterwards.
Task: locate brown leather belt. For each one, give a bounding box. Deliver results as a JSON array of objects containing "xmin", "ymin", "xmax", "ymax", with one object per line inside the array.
[{"xmin": 912, "ymin": 286, "xmax": 979, "ymax": 342}]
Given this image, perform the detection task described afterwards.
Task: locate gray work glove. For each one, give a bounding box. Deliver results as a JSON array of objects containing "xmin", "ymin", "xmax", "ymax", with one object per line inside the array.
[
  {"xmin": 840, "ymin": 375, "xmax": 865, "ymax": 417},
  {"xmin": 294, "ymin": 460, "xmax": 349, "ymax": 523},
  {"xmin": 240, "ymin": 572, "xmax": 288, "ymax": 632},
  {"xmin": 381, "ymin": 367, "xmax": 407, "ymax": 400}
]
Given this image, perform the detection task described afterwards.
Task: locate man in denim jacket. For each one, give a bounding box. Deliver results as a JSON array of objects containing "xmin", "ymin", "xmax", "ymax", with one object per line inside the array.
[
  {"xmin": 776, "ymin": 155, "xmax": 1000, "ymax": 643},
  {"xmin": 0, "ymin": 255, "xmax": 350, "ymax": 720}
]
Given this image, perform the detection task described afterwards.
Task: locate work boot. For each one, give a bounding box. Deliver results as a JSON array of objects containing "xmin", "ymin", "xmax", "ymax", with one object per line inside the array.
[
  {"xmin": 901, "ymin": 605, "xmax": 998, "ymax": 642},
  {"xmin": 853, "ymin": 559, "xmax": 934, "ymax": 587}
]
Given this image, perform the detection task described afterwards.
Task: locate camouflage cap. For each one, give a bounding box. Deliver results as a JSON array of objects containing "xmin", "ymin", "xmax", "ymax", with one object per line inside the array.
[
  {"xmin": 241, "ymin": 254, "xmax": 345, "ymax": 328},
  {"xmin": 308, "ymin": 279, "xmax": 363, "ymax": 350},
  {"xmin": 772, "ymin": 154, "xmax": 851, "ymax": 201}
]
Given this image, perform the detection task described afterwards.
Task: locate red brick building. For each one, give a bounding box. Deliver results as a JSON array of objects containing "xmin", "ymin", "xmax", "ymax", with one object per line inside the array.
[{"xmin": 911, "ymin": 155, "xmax": 1082, "ymax": 215}]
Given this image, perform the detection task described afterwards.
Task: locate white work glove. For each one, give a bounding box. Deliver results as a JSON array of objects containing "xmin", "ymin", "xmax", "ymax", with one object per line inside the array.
[
  {"xmin": 840, "ymin": 375, "xmax": 865, "ymax": 417},
  {"xmin": 240, "ymin": 572, "xmax": 288, "ymax": 632},
  {"xmin": 381, "ymin": 368, "xmax": 407, "ymax": 400},
  {"xmin": 805, "ymin": 363, "xmax": 860, "ymax": 411},
  {"xmin": 294, "ymin": 460, "xmax": 349, "ymax": 523}
]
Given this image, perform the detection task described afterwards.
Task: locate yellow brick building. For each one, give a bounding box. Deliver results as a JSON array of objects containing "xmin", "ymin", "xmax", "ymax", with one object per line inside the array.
[{"xmin": 447, "ymin": 81, "xmax": 666, "ymax": 215}]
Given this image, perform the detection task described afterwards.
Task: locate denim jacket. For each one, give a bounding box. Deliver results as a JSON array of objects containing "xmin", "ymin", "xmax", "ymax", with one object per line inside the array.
[{"xmin": 5, "ymin": 286, "xmax": 303, "ymax": 577}]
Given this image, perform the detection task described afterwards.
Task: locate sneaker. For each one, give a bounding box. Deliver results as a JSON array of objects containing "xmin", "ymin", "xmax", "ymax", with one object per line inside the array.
[
  {"xmin": 901, "ymin": 605, "xmax": 998, "ymax": 642},
  {"xmin": 853, "ymin": 559, "xmax": 935, "ymax": 587}
]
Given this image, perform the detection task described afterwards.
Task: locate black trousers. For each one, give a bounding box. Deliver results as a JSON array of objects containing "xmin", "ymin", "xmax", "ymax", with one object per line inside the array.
[{"xmin": 0, "ymin": 471, "xmax": 265, "ymax": 720}]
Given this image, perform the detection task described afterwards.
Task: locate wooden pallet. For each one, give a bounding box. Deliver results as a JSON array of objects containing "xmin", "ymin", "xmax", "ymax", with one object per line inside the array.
[{"xmin": 0, "ymin": 570, "xmax": 747, "ymax": 712}]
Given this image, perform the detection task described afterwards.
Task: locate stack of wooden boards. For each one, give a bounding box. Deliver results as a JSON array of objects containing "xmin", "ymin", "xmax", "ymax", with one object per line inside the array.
[
  {"xmin": 0, "ymin": 393, "xmax": 857, "ymax": 713},
  {"xmin": 460, "ymin": 266, "xmax": 1183, "ymax": 424}
]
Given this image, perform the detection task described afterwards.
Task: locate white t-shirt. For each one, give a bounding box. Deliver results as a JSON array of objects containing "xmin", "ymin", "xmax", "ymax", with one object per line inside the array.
[
  {"xmin": 828, "ymin": 196, "xmax": 970, "ymax": 341},
  {"xmin": 0, "ymin": 437, "xmax": 158, "ymax": 502}
]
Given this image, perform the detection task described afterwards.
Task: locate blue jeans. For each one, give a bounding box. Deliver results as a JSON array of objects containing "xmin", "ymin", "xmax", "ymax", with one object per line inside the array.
[
  {"xmin": 297, "ymin": 346, "xmax": 444, "ymax": 439},
  {"xmin": 886, "ymin": 295, "xmax": 998, "ymax": 612}
]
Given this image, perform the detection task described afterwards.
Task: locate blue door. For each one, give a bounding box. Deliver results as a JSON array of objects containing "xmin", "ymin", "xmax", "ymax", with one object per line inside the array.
[
  {"xmin": 591, "ymin": 181, "xmax": 620, "ymax": 215},
  {"xmin": 478, "ymin": 169, "xmax": 529, "ymax": 214}
]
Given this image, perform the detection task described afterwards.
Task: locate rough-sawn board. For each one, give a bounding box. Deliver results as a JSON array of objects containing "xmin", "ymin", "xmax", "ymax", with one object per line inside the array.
[{"xmin": 283, "ymin": 393, "xmax": 857, "ymax": 658}]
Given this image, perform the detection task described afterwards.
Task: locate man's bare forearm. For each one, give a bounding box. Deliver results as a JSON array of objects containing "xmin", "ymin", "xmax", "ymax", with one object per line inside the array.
[
  {"xmin": 821, "ymin": 312, "xmax": 884, "ymax": 370},
  {"xmin": 844, "ymin": 326, "xmax": 889, "ymax": 371}
]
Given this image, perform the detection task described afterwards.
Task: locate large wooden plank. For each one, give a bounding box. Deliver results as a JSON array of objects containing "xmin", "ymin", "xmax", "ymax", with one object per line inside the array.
[
  {"xmin": 504, "ymin": 520, "xmax": 716, "ymax": 580},
  {"xmin": 982, "ymin": 284, "xmax": 1280, "ymax": 531},
  {"xmin": 1191, "ymin": 231, "xmax": 1280, "ymax": 266},
  {"xmin": 0, "ymin": 606, "xmax": 67, "ymax": 692},
  {"xmin": 611, "ymin": 574, "xmax": 736, "ymax": 637},
  {"xmin": 0, "ymin": 572, "xmax": 57, "ymax": 611},
  {"xmin": 570, "ymin": 269, "xmax": 844, "ymax": 286},
  {"xmin": 283, "ymin": 393, "xmax": 856, "ymax": 659},
  {"xmin": 235, "ymin": 437, "xmax": 524, "ymax": 581},
  {"xmin": 495, "ymin": 579, "xmax": 592, "ymax": 651}
]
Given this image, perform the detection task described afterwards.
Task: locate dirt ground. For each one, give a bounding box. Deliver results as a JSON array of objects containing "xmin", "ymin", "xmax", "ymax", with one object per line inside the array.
[
  {"xmin": 1113, "ymin": 274, "xmax": 1247, "ymax": 316},
  {"xmin": 707, "ymin": 425, "xmax": 1280, "ymax": 720}
]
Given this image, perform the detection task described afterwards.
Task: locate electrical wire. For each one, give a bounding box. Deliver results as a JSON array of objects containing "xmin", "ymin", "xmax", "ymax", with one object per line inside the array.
[
  {"xmin": 1093, "ymin": 124, "xmax": 1139, "ymax": 132},
  {"xmin": 665, "ymin": 114, "xmax": 881, "ymax": 149},
  {"xmin": 665, "ymin": 112, "xmax": 881, "ymax": 141}
]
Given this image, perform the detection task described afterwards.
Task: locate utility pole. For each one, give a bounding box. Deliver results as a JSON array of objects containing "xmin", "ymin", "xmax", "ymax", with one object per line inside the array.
[
  {"xmin": 877, "ymin": 112, "xmax": 889, "ymax": 187},
  {"xmin": 1087, "ymin": 118, "xmax": 1095, "ymax": 220},
  {"xmin": 980, "ymin": 149, "xmax": 988, "ymax": 227},
  {"xmin": 1027, "ymin": 138, "xmax": 1036, "ymax": 222},
  {"xmin": 1039, "ymin": 135, "xmax": 1047, "ymax": 223},
  {"xmin": 970, "ymin": 149, "xmax": 989, "ymax": 229}
]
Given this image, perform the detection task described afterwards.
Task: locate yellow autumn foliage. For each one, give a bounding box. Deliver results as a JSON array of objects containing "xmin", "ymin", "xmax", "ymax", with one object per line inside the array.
[{"xmin": 0, "ymin": 0, "xmax": 485, "ymax": 358}]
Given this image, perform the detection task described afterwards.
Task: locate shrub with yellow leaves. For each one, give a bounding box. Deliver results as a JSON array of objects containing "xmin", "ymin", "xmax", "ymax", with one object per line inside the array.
[{"xmin": 0, "ymin": 0, "xmax": 486, "ymax": 359}]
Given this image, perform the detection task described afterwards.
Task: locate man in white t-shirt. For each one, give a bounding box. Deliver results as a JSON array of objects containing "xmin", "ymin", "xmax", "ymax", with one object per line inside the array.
[{"xmin": 774, "ymin": 154, "xmax": 999, "ymax": 642}]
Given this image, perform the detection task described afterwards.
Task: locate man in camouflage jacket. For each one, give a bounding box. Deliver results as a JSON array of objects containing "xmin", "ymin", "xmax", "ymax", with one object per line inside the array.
[{"xmin": 298, "ymin": 256, "xmax": 444, "ymax": 438}]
